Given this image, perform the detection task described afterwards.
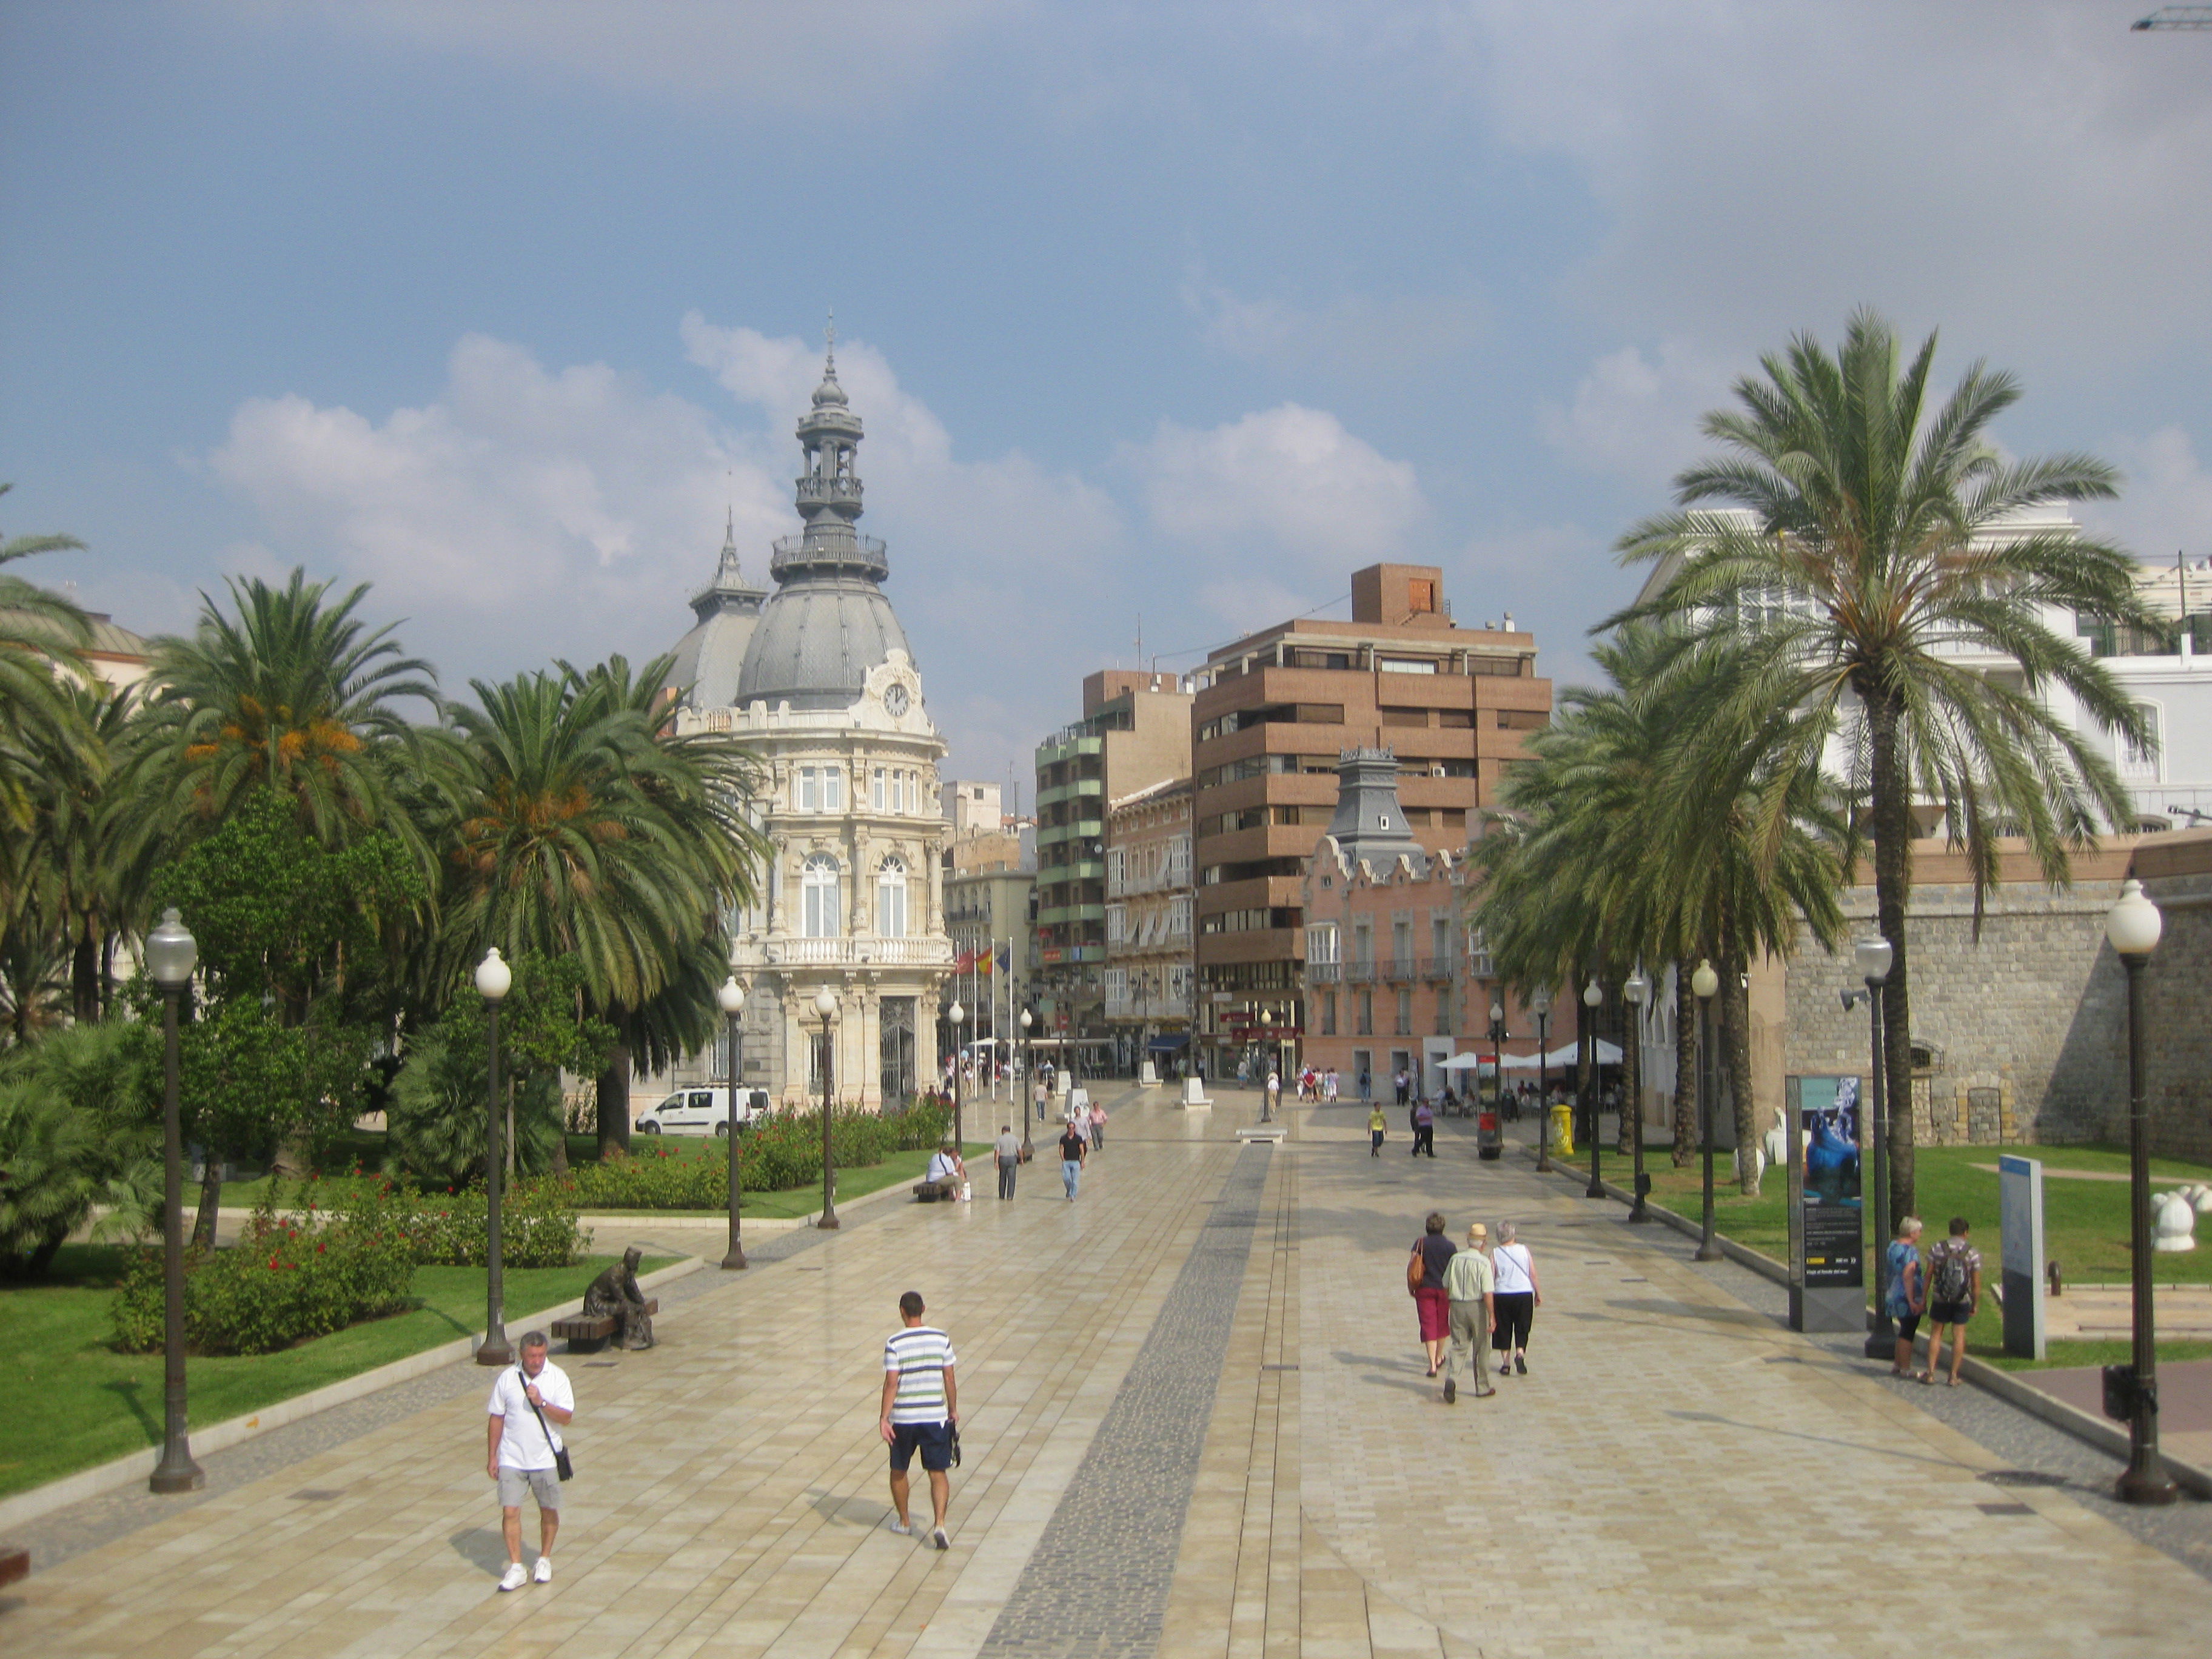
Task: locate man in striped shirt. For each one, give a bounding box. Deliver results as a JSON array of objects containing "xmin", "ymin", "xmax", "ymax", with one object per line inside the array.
[{"xmin": 880, "ymin": 1290, "xmax": 959, "ymax": 1548}]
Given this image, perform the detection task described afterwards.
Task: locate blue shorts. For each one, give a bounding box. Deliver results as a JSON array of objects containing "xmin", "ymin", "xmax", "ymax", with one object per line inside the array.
[{"xmin": 889, "ymin": 1420, "xmax": 952, "ymax": 1472}]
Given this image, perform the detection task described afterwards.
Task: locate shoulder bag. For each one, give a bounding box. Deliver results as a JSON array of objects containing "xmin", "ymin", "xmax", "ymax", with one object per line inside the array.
[
  {"xmin": 520, "ymin": 1370, "xmax": 574, "ymax": 1481},
  {"xmin": 1407, "ymin": 1245, "xmax": 1425, "ymax": 1295}
]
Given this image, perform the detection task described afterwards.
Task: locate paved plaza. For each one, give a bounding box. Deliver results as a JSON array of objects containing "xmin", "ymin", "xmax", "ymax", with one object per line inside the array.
[{"xmin": 8, "ymin": 1088, "xmax": 2212, "ymax": 1657}]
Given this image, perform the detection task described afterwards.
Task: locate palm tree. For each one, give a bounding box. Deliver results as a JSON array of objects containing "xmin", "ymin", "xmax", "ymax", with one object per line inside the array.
[
  {"xmin": 434, "ymin": 655, "xmax": 766, "ymax": 1157},
  {"xmin": 0, "ymin": 484, "xmax": 92, "ymax": 839},
  {"xmin": 1474, "ymin": 627, "xmax": 1847, "ymax": 1191},
  {"xmin": 132, "ymin": 568, "xmax": 438, "ymax": 856},
  {"xmin": 1613, "ymin": 310, "xmax": 2159, "ymax": 1219}
]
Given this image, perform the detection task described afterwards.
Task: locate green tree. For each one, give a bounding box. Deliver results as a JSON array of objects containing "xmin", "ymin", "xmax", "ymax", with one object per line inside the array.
[
  {"xmin": 148, "ymin": 787, "xmax": 425, "ymax": 1241},
  {"xmin": 0, "ymin": 1018, "xmax": 161, "ymax": 1276},
  {"xmin": 434, "ymin": 655, "xmax": 765, "ymax": 1158},
  {"xmin": 0, "ymin": 484, "xmax": 93, "ymax": 839},
  {"xmin": 1615, "ymin": 312, "xmax": 2158, "ymax": 1219}
]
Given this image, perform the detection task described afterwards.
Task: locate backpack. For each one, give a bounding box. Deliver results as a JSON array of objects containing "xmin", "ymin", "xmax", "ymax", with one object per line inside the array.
[{"xmin": 1930, "ymin": 1241, "xmax": 1973, "ymax": 1305}]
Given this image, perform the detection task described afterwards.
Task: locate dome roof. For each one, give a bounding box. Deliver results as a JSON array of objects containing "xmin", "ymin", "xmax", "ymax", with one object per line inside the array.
[
  {"xmin": 664, "ymin": 517, "xmax": 765, "ymax": 709},
  {"xmin": 735, "ymin": 572, "xmax": 913, "ymax": 711}
]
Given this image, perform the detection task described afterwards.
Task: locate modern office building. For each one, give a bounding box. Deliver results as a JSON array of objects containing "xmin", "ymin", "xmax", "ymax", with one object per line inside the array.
[
  {"xmin": 1190, "ymin": 563, "xmax": 1551, "ymax": 1081},
  {"xmin": 1033, "ymin": 669, "xmax": 1192, "ymax": 1064},
  {"xmin": 1104, "ymin": 776, "xmax": 1195, "ymax": 1076}
]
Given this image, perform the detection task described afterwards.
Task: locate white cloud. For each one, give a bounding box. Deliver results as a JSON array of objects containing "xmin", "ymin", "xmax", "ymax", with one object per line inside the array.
[
  {"xmin": 1427, "ymin": 1, "xmax": 2212, "ymax": 369},
  {"xmin": 1540, "ymin": 338, "xmax": 1741, "ymax": 489},
  {"xmin": 2078, "ymin": 426, "xmax": 2212, "ymax": 566},
  {"xmin": 226, "ymin": 0, "xmax": 1017, "ymax": 106},
  {"xmin": 1122, "ymin": 404, "xmax": 1425, "ymax": 578}
]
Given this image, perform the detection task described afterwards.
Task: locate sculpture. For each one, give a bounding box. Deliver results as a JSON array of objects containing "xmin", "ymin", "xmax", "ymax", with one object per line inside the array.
[
  {"xmin": 2151, "ymin": 1191, "xmax": 2198, "ymax": 1254},
  {"xmin": 582, "ymin": 1245, "xmax": 657, "ymax": 1348}
]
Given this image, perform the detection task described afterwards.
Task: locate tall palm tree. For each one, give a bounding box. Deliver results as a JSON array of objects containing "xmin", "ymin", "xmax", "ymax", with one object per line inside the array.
[
  {"xmin": 435, "ymin": 655, "xmax": 766, "ymax": 1156},
  {"xmin": 1474, "ymin": 627, "xmax": 1847, "ymax": 1191},
  {"xmin": 1612, "ymin": 310, "xmax": 2159, "ymax": 1219},
  {"xmin": 132, "ymin": 568, "xmax": 438, "ymax": 856},
  {"xmin": 0, "ymin": 484, "xmax": 92, "ymax": 838}
]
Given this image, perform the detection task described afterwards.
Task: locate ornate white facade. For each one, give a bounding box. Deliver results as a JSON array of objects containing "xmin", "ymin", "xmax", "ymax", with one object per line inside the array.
[{"xmin": 671, "ymin": 341, "xmax": 953, "ymax": 1108}]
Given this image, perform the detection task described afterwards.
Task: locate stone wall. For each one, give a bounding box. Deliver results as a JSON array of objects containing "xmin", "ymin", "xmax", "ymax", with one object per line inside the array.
[{"xmin": 1780, "ymin": 833, "xmax": 2212, "ymax": 1161}]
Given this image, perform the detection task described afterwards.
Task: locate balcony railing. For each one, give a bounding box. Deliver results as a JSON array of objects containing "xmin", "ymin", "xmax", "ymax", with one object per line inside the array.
[
  {"xmin": 1306, "ymin": 961, "xmax": 1342, "ymax": 984},
  {"xmin": 763, "ymin": 937, "xmax": 954, "ymax": 968}
]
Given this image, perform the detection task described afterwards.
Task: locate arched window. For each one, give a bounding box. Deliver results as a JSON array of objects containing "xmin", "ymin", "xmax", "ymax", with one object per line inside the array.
[
  {"xmin": 877, "ymin": 855, "xmax": 908, "ymax": 939},
  {"xmin": 802, "ymin": 854, "xmax": 841, "ymax": 939}
]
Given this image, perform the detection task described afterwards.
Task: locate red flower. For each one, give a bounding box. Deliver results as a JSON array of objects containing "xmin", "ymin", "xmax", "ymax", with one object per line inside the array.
[
  {"xmin": 317, "ymin": 1242, "xmax": 327, "ymax": 1254},
  {"xmin": 268, "ymin": 1255, "xmax": 281, "ymax": 1269}
]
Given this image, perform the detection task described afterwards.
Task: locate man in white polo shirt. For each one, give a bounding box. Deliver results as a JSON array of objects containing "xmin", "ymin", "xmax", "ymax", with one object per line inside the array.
[
  {"xmin": 487, "ymin": 1330, "xmax": 574, "ymax": 1591},
  {"xmin": 879, "ymin": 1290, "xmax": 959, "ymax": 1549}
]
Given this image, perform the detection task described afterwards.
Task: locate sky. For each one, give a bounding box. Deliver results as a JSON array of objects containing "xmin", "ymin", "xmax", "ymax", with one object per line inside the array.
[{"xmin": 4, "ymin": 1, "xmax": 2211, "ymax": 788}]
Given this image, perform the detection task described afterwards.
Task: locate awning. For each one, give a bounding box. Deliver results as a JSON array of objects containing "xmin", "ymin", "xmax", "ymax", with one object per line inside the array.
[
  {"xmin": 1147, "ymin": 1033, "xmax": 1191, "ymax": 1053},
  {"xmin": 1439, "ymin": 1053, "xmax": 1488, "ymax": 1071},
  {"xmin": 1498, "ymin": 1041, "xmax": 1622, "ymax": 1070}
]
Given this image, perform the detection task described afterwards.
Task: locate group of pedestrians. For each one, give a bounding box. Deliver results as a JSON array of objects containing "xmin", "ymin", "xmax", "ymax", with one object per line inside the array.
[
  {"xmin": 1406, "ymin": 1212, "xmax": 1541, "ymax": 1403},
  {"xmin": 1882, "ymin": 1215, "xmax": 1982, "ymax": 1384}
]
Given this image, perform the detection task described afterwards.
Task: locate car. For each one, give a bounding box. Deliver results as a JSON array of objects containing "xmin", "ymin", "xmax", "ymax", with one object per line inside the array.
[
  {"xmin": 635, "ymin": 1086, "xmax": 771, "ymax": 1137},
  {"xmin": 1475, "ymin": 1106, "xmax": 1504, "ymax": 1161}
]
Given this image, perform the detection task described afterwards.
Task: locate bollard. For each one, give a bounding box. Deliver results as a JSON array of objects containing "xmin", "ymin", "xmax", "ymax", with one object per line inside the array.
[{"xmin": 2048, "ymin": 1259, "xmax": 2063, "ymax": 1298}]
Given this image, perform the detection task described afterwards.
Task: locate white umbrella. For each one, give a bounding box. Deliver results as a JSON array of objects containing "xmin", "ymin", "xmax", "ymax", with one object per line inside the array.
[{"xmin": 1439, "ymin": 1053, "xmax": 1489, "ymax": 1071}]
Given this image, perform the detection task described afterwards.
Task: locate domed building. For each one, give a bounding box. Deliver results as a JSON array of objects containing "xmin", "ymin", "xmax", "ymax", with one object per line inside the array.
[{"xmin": 671, "ymin": 342, "xmax": 953, "ymax": 1110}]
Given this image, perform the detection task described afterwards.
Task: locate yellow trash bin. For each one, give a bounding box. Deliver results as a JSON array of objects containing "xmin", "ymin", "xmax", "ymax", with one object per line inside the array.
[{"xmin": 1549, "ymin": 1102, "xmax": 1575, "ymax": 1159}]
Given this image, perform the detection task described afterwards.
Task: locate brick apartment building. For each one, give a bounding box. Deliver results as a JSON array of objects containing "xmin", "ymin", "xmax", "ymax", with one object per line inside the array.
[
  {"xmin": 1033, "ymin": 669, "xmax": 1192, "ymax": 1066},
  {"xmin": 1104, "ymin": 776, "xmax": 1196, "ymax": 1077},
  {"xmin": 1191, "ymin": 563, "xmax": 1551, "ymax": 1081}
]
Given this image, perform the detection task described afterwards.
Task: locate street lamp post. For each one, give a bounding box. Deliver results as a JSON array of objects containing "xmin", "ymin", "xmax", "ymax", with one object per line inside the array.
[
  {"xmin": 816, "ymin": 987, "xmax": 841, "ymax": 1229},
  {"xmin": 1260, "ymin": 1009, "xmax": 1275, "ymax": 1119},
  {"xmin": 146, "ymin": 908, "xmax": 203, "ymax": 1494},
  {"xmin": 1624, "ymin": 967, "xmax": 1651, "ymax": 1223},
  {"xmin": 1533, "ymin": 990, "xmax": 1552, "ymax": 1172},
  {"xmin": 1851, "ymin": 937, "xmax": 1895, "ymax": 1358},
  {"xmin": 2108, "ymin": 878, "xmax": 2178, "ymax": 1506},
  {"xmin": 1020, "ymin": 1007, "xmax": 1034, "ymax": 1155},
  {"xmin": 1692, "ymin": 959, "xmax": 1721, "ymax": 1262},
  {"xmin": 1583, "ymin": 976, "xmax": 1606, "ymax": 1199},
  {"xmin": 949, "ymin": 999, "xmax": 967, "ymax": 1153},
  {"xmin": 717, "ymin": 976, "xmax": 748, "ymax": 1270},
  {"xmin": 474, "ymin": 947, "xmax": 514, "ymax": 1367}
]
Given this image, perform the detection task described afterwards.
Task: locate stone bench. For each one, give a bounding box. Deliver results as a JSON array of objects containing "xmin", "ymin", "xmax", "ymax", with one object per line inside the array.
[
  {"xmin": 551, "ymin": 1298, "xmax": 657, "ymax": 1354},
  {"xmin": 911, "ymin": 1178, "xmax": 962, "ymax": 1203}
]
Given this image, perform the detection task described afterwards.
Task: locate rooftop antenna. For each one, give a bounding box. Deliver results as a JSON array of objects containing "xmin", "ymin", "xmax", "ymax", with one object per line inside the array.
[{"xmin": 2134, "ymin": 4, "xmax": 2212, "ymax": 25}]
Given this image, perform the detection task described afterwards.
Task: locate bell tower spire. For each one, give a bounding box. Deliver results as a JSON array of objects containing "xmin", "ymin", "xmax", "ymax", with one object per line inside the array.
[{"xmin": 778, "ymin": 314, "xmax": 884, "ymax": 580}]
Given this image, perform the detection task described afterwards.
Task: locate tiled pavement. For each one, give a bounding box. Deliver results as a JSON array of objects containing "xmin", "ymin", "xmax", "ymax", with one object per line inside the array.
[{"xmin": 7, "ymin": 1089, "xmax": 2212, "ymax": 1657}]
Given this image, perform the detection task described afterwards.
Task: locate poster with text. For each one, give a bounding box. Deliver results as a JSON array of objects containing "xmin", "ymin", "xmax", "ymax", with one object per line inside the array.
[{"xmin": 1797, "ymin": 1074, "xmax": 1864, "ymax": 1288}]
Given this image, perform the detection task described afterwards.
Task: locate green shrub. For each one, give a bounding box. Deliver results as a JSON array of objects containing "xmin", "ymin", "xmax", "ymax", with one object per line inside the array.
[
  {"xmin": 385, "ymin": 1023, "xmax": 563, "ymax": 1189},
  {"xmin": 112, "ymin": 1185, "xmax": 415, "ymax": 1355},
  {"xmin": 0, "ymin": 1020, "xmax": 161, "ymax": 1278},
  {"xmin": 335, "ymin": 1178, "xmax": 585, "ymax": 1269}
]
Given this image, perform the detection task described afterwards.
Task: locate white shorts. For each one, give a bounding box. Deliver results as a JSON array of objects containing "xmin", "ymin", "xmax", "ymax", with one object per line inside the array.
[{"xmin": 498, "ymin": 1467, "xmax": 562, "ymax": 1510}]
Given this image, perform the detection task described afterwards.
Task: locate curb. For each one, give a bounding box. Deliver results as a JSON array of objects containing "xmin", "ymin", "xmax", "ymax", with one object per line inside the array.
[
  {"xmin": 1527, "ymin": 1150, "xmax": 2212, "ymax": 1499},
  {"xmin": 0, "ymin": 1255, "xmax": 704, "ymax": 1534}
]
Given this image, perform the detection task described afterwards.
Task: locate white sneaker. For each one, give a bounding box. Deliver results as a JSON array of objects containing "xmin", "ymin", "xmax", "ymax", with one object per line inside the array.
[
  {"xmin": 886, "ymin": 1517, "xmax": 913, "ymax": 1536},
  {"xmin": 498, "ymin": 1563, "xmax": 529, "ymax": 1592},
  {"xmin": 533, "ymin": 1557, "xmax": 553, "ymax": 1584},
  {"xmin": 932, "ymin": 1526, "xmax": 951, "ymax": 1550}
]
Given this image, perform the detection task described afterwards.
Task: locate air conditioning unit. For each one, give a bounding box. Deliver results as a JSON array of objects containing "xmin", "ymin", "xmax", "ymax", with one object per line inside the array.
[{"xmin": 1431, "ymin": 764, "xmax": 1446, "ymax": 778}]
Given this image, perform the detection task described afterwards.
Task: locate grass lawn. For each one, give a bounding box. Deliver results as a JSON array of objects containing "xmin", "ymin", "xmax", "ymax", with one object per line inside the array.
[
  {"xmin": 0, "ymin": 1245, "xmax": 671, "ymax": 1500},
  {"xmin": 1551, "ymin": 1139, "xmax": 2212, "ymax": 1366}
]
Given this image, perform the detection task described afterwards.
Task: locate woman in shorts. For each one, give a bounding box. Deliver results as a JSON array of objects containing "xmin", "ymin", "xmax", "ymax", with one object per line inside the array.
[{"xmin": 1410, "ymin": 1212, "xmax": 1456, "ymax": 1376}]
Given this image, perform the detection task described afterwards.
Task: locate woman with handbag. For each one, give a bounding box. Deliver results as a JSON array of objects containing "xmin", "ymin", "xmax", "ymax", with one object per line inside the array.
[{"xmin": 1408, "ymin": 1212, "xmax": 1456, "ymax": 1376}]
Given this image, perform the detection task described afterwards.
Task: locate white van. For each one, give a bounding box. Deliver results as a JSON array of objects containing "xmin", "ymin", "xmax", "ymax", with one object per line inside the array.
[{"xmin": 635, "ymin": 1086, "xmax": 771, "ymax": 1137}]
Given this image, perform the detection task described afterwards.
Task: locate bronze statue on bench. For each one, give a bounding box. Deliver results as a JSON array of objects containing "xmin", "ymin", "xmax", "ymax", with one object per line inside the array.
[{"xmin": 581, "ymin": 1245, "xmax": 656, "ymax": 1350}]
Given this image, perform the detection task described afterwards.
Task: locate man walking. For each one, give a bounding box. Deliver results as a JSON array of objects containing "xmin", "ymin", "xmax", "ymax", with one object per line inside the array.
[
  {"xmin": 1440, "ymin": 1224, "xmax": 1496, "ymax": 1403},
  {"xmin": 994, "ymin": 1123, "xmax": 1021, "ymax": 1200},
  {"xmin": 1059, "ymin": 1115, "xmax": 1088, "ymax": 1200},
  {"xmin": 881, "ymin": 1291, "xmax": 959, "ymax": 1549},
  {"xmin": 487, "ymin": 1330, "xmax": 572, "ymax": 1590}
]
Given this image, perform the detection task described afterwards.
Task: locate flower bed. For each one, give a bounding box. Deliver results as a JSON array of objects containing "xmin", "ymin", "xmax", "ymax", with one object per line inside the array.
[{"xmin": 551, "ymin": 1099, "xmax": 953, "ymax": 1211}]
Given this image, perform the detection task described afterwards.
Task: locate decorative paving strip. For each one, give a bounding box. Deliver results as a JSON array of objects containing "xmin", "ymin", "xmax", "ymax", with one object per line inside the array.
[{"xmin": 976, "ymin": 1142, "xmax": 1271, "ymax": 1659}]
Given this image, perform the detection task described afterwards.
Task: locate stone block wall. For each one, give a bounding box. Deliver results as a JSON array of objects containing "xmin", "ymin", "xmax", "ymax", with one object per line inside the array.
[{"xmin": 1781, "ymin": 836, "xmax": 2212, "ymax": 1160}]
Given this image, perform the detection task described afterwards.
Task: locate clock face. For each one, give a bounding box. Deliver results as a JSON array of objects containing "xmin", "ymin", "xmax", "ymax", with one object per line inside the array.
[{"xmin": 885, "ymin": 683, "xmax": 910, "ymax": 717}]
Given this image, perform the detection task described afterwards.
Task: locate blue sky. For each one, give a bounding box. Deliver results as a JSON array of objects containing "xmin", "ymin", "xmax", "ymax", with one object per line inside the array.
[{"xmin": 5, "ymin": 2, "xmax": 2210, "ymax": 784}]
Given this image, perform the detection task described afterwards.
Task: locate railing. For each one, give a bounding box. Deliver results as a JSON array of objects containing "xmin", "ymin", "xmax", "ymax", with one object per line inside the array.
[
  {"xmin": 1305, "ymin": 962, "xmax": 1342, "ymax": 984},
  {"xmin": 769, "ymin": 532, "xmax": 888, "ymax": 580},
  {"xmin": 763, "ymin": 937, "xmax": 954, "ymax": 968},
  {"xmin": 1344, "ymin": 960, "xmax": 1377, "ymax": 984},
  {"xmin": 1105, "ymin": 996, "xmax": 1192, "ymax": 1021}
]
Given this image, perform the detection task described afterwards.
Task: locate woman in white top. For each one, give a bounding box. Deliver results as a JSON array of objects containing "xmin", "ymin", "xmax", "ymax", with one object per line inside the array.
[{"xmin": 1489, "ymin": 1221, "xmax": 1541, "ymax": 1377}]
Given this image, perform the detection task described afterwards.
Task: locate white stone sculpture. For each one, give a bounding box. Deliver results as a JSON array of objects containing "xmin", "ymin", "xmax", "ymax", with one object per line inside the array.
[
  {"xmin": 2182, "ymin": 1182, "xmax": 2212, "ymax": 1217},
  {"xmin": 2152, "ymin": 1190, "xmax": 2198, "ymax": 1253}
]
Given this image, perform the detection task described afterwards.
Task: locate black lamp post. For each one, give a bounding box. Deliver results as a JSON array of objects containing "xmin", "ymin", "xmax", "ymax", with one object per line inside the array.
[
  {"xmin": 146, "ymin": 908, "xmax": 203, "ymax": 1494},
  {"xmin": 1487, "ymin": 998, "xmax": 1505, "ymax": 1116},
  {"xmin": 1260, "ymin": 1009, "xmax": 1275, "ymax": 1119},
  {"xmin": 1691, "ymin": 958, "xmax": 1721, "ymax": 1262},
  {"xmin": 949, "ymin": 997, "xmax": 967, "ymax": 1151},
  {"xmin": 1533, "ymin": 990, "xmax": 1552, "ymax": 1172},
  {"xmin": 2108, "ymin": 878, "xmax": 2177, "ymax": 1505},
  {"xmin": 1624, "ymin": 967, "xmax": 1651, "ymax": 1222},
  {"xmin": 1583, "ymin": 976, "xmax": 1606, "ymax": 1198},
  {"xmin": 816, "ymin": 986, "xmax": 840, "ymax": 1229},
  {"xmin": 717, "ymin": 975, "xmax": 748, "ymax": 1271},
  {"xmin": 1847, "ymin": 936, "xmax": 1894, "ymax": 1358},
  {"xmin": 475, "ymin": 947, "xmax": 514, "ymax": 1366},
  {"xmin": 1020, "ymin": 1007, "xmax": 1034, "ymax": 1154}
]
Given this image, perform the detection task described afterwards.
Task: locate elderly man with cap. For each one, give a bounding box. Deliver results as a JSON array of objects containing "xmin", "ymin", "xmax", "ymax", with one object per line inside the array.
[{"xmin": 1439, "ymin": 1222, "xmax": 1497, "ymax": 1403}]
